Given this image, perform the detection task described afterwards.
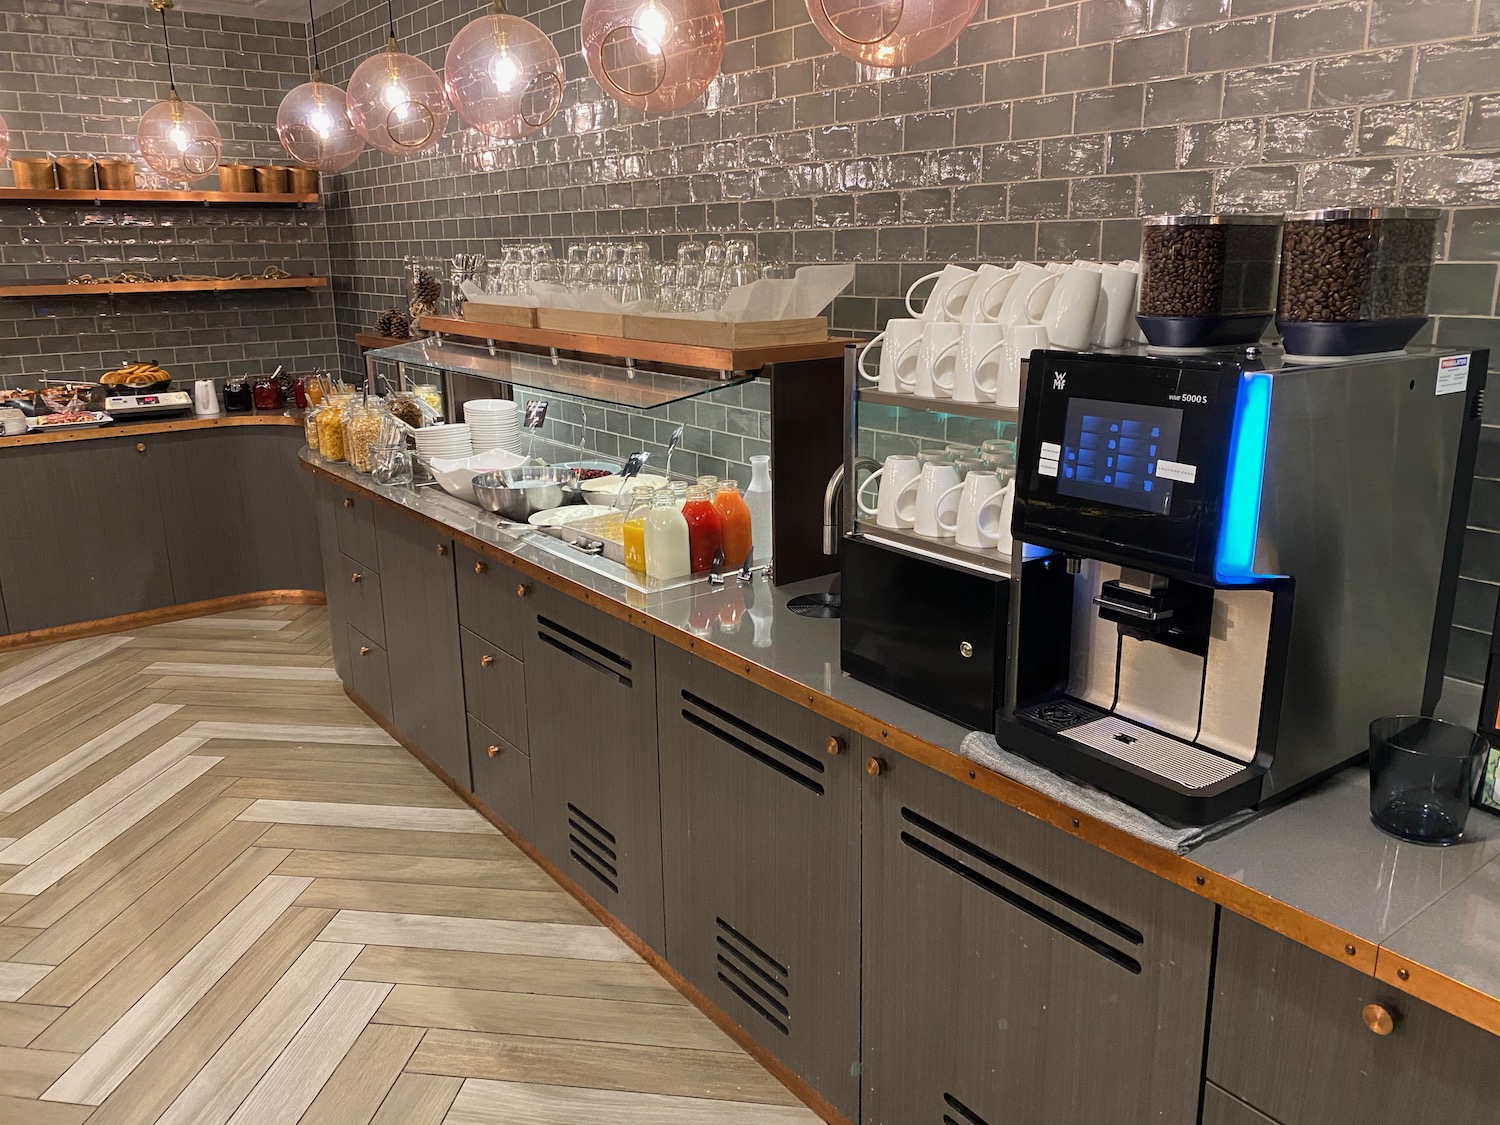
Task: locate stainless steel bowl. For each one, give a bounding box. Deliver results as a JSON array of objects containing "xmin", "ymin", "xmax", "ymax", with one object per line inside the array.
[{"xmin": 472, "ymin": 466, "xmax": 582, "ymax": 520}]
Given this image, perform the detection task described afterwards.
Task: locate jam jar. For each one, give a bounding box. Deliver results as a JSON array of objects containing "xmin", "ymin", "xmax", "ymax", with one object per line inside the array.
[
  {"xmin": 222, "ymin": 377, "xmax": 253, "ymax": 413},
  {"xmin": 252, "ymin": 374, "xmax": 284, "ymax": 411}
]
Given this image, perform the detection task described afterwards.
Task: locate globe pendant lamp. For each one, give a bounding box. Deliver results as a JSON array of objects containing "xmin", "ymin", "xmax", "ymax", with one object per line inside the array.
[
  {"xmin": 347, "ymin": 0, "xmax": 449, "ymax": 156},
  {"xmin": 807, "ymin": 0, "xmax": 981, "ymax": 68},
  {"xmin": 137, "ymin": 0, "xmax": 223, "ymax": 182},
  {"xmin": 445, "ymin": 0, "xmax": 564, "ymax": 140},
  {"xmin": 277, "ymin": 0, "xmax": 365, "ymax": 171},
  {"xmin": 581, "ymin": 0, "xmax": 724, "ymax": 113}
]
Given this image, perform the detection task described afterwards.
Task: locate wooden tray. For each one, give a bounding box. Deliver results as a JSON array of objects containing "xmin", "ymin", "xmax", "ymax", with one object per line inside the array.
[
  {"xmin": 621, "ymin": 315, "xmax": 828, "ymax": 349},
  {"xmin": 535, "ymin": 308, "xmax": 626, "ymax": 336},
  {"xmin": 461, "ymin": 301, "xmax": 539, "ymax": 329}
]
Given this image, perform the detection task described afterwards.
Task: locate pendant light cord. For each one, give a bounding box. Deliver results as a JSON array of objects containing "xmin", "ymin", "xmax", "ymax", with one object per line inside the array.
[
  {"xmin": 385, "ymin": 0, "xmax": 397, "ymax": 41},
  {"xmin": 158, "ymin": 5, "xmax": 176, "ymax": 91},
  {"xmin": 307, "ymin": 0, "xmax": 320, "ymax": 78}
]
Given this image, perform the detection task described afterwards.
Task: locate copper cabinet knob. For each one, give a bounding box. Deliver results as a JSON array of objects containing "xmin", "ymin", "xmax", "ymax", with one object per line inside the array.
[
  {"xmin": 135, "ymin": 442, "xmax": 146, "ymax": 453},
  {"xmin": 825, "ymin": 736, "xmax": 844, "ymax": 756},
  {"xmin": 474, "ymin": 561, "xmax": 488, "ymax": 575},
  {"xmin": 435, "ymin": 544, "xmax": 449, "ymax": 556},
  {"xmin": 480, "ymin": 654, "xmax": 495, "ymax": 668},
  {"xmin": 866, "ymin": 756, "xmax": 885, "ymax": 777},
  {"xmin": 516, "ymin": 583, "xmax": 531, "ymax": 598},
  {"xmin": 1362, "ymin": 1003, "xmax": 1397, "ymax": 1036},
  {"xmin": 342, "ymin": 497, "xmax": 354, "ymax": 508},
  {"xmin": 358, "ymin": 646, "xmax": 371, "ymax": 656},
  {"xmin": 487, "ymin": 744, "xmax": 500, "ymax": 758},
  {"xmin": 351, "ymin": 572, "xmax": 363, "ymax": 583}
]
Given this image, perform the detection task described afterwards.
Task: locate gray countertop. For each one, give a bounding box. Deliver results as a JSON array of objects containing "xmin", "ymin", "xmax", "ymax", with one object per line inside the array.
[{"xmin": 303, "ymin": 449, "xmax": 1500, "ymax": 1034}]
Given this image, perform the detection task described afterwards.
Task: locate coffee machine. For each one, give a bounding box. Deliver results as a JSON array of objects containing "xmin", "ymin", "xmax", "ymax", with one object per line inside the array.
[{"xmin": 1003, "ymin": 347, "xmax": 1486, "ymax": 825}]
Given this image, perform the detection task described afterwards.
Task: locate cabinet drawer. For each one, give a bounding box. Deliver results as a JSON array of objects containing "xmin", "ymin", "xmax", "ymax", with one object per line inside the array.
[
  {"xmin": 341, "ymin": 554, "xmax": 384, "ymax": 647},
  {"xmin": 1203, "ymin": 1085, "xmax": 1282, "ymax": 1125},
  {"xmin": 469, "ymin": 715, "xmax": 533, "ymax": 839},
  {"xmin": 349, "ymin": 626, "xmax": 392, "ymax": 723},
  {"xmin": 1209, "ymin": 912, "xmax": 1500, "ymax": 1125},
  {"xmin": 335, "ymin": 491, "xmax": 379, "ymax": 569},
  {"xmin": 461, "ymin": 627, "xmax": 527, "ymax": 754},
  {"xmin": 456, "ymin": 546, "xmax": 527, "ymax": 658}
]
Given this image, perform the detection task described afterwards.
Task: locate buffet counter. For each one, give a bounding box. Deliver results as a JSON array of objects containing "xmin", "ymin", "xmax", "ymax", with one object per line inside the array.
[{"xmin": 303, "ymin": 448, "xmax": 1500, "ymax": 1125}]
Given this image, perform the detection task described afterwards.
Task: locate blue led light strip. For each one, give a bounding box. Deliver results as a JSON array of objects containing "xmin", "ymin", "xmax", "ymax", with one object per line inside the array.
[{"xmin": 1216, "ymin": 371, "xmax": 1273, "ymax": 582}]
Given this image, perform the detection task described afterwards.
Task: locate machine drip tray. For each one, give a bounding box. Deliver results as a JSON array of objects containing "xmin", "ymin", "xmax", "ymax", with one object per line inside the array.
[{"xmin": 1062, "ymin": 716, "xmax": 1248, "ymax": 791}]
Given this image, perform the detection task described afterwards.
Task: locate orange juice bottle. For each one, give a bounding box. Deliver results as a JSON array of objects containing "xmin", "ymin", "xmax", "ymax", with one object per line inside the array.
[
  {"xmin": 622, "ymin": 489, "xmax": 652, "ymax": 574},
  {"xmin": 713, "ymin": 481, "xmax": 753, "ymax": 570}
]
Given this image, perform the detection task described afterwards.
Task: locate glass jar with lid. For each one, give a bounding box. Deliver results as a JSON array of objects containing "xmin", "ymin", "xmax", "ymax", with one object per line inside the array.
[
  {"xmin": 342, "ymin": 399, "xmax": 386, "ymax": 474},
  {"xmin": 316, "ymin": 394, "xmax": 353, "ymax": 462},
  {"xmin": 303, "ymin": 402, "xmax": 323, "ymax": 452}
]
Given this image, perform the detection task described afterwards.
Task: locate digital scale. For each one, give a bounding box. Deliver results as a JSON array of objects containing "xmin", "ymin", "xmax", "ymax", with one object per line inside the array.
[{"xmin": 103, "ymin": 391, "xmax": 194, "ymax": 418}]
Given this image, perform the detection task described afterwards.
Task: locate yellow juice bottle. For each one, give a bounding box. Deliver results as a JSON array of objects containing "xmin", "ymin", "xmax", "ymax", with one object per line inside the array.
[{"xmin": 622, "ymin": 489, "xmax": 651, "ymax": 574}]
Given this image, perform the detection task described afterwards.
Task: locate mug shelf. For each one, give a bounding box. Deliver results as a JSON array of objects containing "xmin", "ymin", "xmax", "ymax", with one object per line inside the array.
[
  {"xmin": 854, "ymin": 520, "xmax": 1015, "ymax": 579},
  {"xmin": 858, "ymin": 387, "xmax": 1018, "ymax": 423}
]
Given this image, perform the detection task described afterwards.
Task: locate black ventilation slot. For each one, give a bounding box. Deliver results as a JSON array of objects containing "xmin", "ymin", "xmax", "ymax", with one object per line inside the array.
[
  {"xmin": 714, "ymin": 917, "xmax": 790, "ymax": 1036},
  {"xmin": 537, "ymin": 615, "xmax": 631, "ymax": 671},
  {"xmin": 900, "ymin": 831, "xmax": 1141, "ymax": 975},
  {"xmin": 681, "ymin": 691, "xmax": 826, "ymax": 775},
  {"xmin": 681, "ymin": 710, "xmax": 824, "ymax": 796},
  {"xmin": 943, "ymin": 1093, "xmax": 991, "ymax": 1125},
  {"xmin": 536, "ymin": 631, "xmax": 631, "ymax": 688},
  {"xmin": 901, "ymin": 808, "xmax": 1143, "ymax": 946},
  {"xmin": 566, "ymin": 802, "xmax": 618, "ymax": 894}
]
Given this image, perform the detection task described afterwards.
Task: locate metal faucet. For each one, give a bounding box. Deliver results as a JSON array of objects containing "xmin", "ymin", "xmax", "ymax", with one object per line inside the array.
[{"xmin": 823, "ymin": 459, "xmax": 877, "ymax": 555}]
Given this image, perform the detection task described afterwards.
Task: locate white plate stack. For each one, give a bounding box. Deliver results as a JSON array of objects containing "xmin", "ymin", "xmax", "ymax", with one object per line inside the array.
[
  {"xmin": 464, "ymin": 399, "xmax": 522, "ymax": 454},
  {"xmin": 413, "ymin": 422, "xmax": 473, "ymax": 461}
]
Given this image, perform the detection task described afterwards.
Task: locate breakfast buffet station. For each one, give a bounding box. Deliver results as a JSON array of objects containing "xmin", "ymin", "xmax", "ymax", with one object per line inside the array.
[{"xmin": 8, "ymin": 0, "xmax": 1500, "ymax": 1123}]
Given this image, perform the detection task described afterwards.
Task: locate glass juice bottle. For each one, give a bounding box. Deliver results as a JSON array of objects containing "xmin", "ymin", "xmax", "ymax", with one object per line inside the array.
[
  {"xmin": 714, "ymin": 480, "xmax": 753, "ymax": 570},
  {"xmin": 644, "ymin": 492, "xmax": 691, "ymax": 580},
  {"xmin": 622, "ymin": 489, "xmax": 652, "ymax": 574},
  {"xmin": 681, "ymin": 485, "xmax": 722, "ymax": 573}
]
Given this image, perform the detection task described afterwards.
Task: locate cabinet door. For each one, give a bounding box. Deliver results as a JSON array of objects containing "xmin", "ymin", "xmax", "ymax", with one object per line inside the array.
[
  {"xmin": 374, "ymin": 507, "xmax": 469, "ymax": 790},
  {"xmin": 524, "ymin": 583, "xmax": 664, "ymax": 952},
  {"xmin": 862, "ymin": 753, "xmax": 1215, "ymax": 1125},
  {"xmin": 1209, "ymin": 912, "xmax": 1500, "ymax": 1125},
  {"xmin": 469, "ymin": 715, "xmax": 533, "ymax": 839},
  {"xmin": 455, "ymin": 545, "xmax": 526, "ymax": 658},
  {"xmin": 336, "ymin": 490, "xmax": 379, "ymax": 570},
  {"xmin": 314, "ymin": 483, "xmax": 353, "ymax": 684},
  {"xmin": 349, "ymin": 626, "xmax": 392, "ymax": 724},
  {"xmin": 461, "ymin": 628, "xmax": 527, "ymax": 753},
  {"xmin": 0, "ymin": 439, "xmax": 173, "ymax": 632},
  {"xmin": 657, "ymin": 644, "xmax": 860, "ymax": 1121}
]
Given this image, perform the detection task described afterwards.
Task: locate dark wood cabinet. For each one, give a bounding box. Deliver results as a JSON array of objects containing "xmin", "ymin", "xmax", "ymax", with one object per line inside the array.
[
  {"xmin": 656, "ymin": 644, "xmax": 861, "ymax": 1121},
  {"xmin": 373, "ymin": 507, "xmax": 469, "ymax": 790},
  {"xmin": 335, "ymin": 488, "xmax": 379, "ymax": 570},
  {"xmin": 0, "ymin": 438, "xmax": 174, "ymax": 632},
  {"xmin": 455, "ymin": 545, "xmax": 527, "ymax": 658},
  {"xmin": 1208, "ymin": 911, "xmax": 1500, "ymax": 1125},
  {"xmin": 469, "ymin": 715, "xmax": 533, "ymax": 840},
  {"xmin": 460, "ymin": 627, "xmax": 527, "ymax": 753},
  {"xmin": 348, "ymin": 624, "xmax": 392, "ymax": 723},
  {"xmin": 1202, "ymin": 1085, "xmax": 1281, "ymax": 1125},
  {"xmin": 523, "ymin": 582, "xmax": 665, "ymax": 952},
  {"xmin": 314, "ymin": 483, "xmax": 353, "ymax": 684},
  {"xmin": 861, "ymin": 752, "xmax": 1216, "ymax": 1125}
]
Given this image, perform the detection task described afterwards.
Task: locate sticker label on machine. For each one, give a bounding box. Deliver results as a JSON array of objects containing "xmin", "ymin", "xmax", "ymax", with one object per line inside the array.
[
  {"xmin": 1437, "ymin": 353, "xmax": 1471, "ymax": 396},
  {"xmin": 1039, "ymin": 441, "xmax": 1061, "ymax": 478},
  {"xmin": 1154, "ymin": 459, "xmax": 1197, "ymax": 484}
]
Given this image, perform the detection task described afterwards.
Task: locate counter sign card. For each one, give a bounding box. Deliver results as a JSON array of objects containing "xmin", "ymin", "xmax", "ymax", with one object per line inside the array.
[{"xmin": 524, "ymin": 400, "xmax": 548, "ymax": 427}]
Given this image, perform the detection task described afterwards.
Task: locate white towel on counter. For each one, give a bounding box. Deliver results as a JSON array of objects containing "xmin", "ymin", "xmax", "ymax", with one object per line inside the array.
[{"xmin": 958, "ymin": 730, "xmax": 1259, "ymax": 854}]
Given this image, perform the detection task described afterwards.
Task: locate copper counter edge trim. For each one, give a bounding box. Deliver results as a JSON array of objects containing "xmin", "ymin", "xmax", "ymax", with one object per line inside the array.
[
  {"xmin": 304, "ymin": 465, "xmax": 1382, "ymax": 975},
  {"xmin": 342, "ymin": 685, "xmax": 854, "ymax": 1125},
  {"xmin": 0, "ymin": 413, "xmax": 304, "ymax": 448},
  {"xmin": 1373, "ymin": 950, "xmax": 1500, "ymax": 1038},
  {"xmin": 0, "ymin": 590, "xmax": 327, "ymax": 652}
]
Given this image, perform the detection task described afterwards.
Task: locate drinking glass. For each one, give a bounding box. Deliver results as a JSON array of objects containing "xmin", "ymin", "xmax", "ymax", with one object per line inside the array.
[{"xmin": 1369, "ymin": 716, "xmax": 1488, "ymax": 845}]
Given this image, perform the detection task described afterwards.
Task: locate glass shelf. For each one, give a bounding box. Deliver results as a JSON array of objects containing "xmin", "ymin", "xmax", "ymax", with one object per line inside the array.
[
  {"xmin": 371, "ymin": 338, "xmax": 753, "ymax": 411},
  {"xmin": 858, "ymin": 388, "xmax": 1019, "ymax": 424},
  {"xmin": 855, "ymin": 520, "xmax": 1015, "ymax": 579}
]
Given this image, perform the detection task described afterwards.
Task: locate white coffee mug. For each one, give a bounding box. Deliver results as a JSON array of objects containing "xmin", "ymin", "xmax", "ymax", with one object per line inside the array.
[
  {"xmin": 937, "ymin": 471, "xmax": 1011, "ymax": 550},
  {"xmin": 999, "ymin": 324, "xmax": 1049, "ymax": 410},
  {"xmin": 906, "ymin": 265, "xmax": 978, "ymax": 322},
  {"xmin": 857, "ymin": 454, "xmax": 922, "ymax": 529},
  {"xmin": 900, "ymin": 460, "xmax": 963, "ymax": 538},
  {"xmin": 997, "ymin": 263, "xmax": 1059, "ymax": 332},
  {"xmin": 915, "ymin": 322, "xmax": 962, "ymax": 399},
  {"xmin": 1090, "ymin": 262, "xmax": 1141, "ymax": 349},
  {"xmin": 954, "ymin": 324, "xmax": 1006, "ymax": 404},
  {"xmin": 957, "ymin": 265, "xmax": 1017, "ymax": 324},
  {"xmin": 994, "ymin": 480, "xmax": 1017, "ymax": 556},
  {"xmin": 1119, "ymin": 259, "xmax": 1146, "ymax": 343},
  {"xmin": 857, "ymin": 319, "xmax": 923, "ymax": 395},
  {"xmin": 1042, "ymin": 263, "xmax": 1104, "ymax": 351}
]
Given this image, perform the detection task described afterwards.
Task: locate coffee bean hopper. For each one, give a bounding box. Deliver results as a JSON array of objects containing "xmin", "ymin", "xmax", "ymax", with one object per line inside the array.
[{"xmin": 1137, "ymin": 214, "xmax": 1284, "ymax": 352}]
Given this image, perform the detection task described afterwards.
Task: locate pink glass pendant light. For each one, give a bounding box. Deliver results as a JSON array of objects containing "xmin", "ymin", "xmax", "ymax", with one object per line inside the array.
[
  {"xmin": 807, "ymin": 0, "xmax": 981, "ymax": 68},
  {"xmin": 137, "ymin": 0, "xmax": 223, "ymax": 182},
  {"xmin": 277, "ymin": 0, "xmax": 365, "ymax": 171},
  {"xmin": 445, "ymin": 1, "xmax": 564, "ymax": 140},
  {"xmin": 346, "ymin": 0, "xmax": 450, "ymax": 156},
  {"xmin": 580, "ymin": 0, "xmax": 724, "ymax": 113}
]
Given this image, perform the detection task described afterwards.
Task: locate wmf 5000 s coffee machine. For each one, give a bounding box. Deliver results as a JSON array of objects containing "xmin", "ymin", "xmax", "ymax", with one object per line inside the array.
[{"xmin": 1003, "ymin": 347, "xmax": 1486, "ymax": 825}]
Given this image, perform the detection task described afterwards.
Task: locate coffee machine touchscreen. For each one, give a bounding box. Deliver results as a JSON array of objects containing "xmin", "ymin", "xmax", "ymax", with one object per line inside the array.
[{"xmin": 1055, "ymin": 398, "xmax": 1184, "ymax": 516}]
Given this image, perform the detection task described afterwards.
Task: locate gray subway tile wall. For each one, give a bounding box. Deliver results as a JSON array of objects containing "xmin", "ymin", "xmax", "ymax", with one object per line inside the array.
[{"xmin": 0, "ymin": 0, "xmax": 337, "ymax": 385}]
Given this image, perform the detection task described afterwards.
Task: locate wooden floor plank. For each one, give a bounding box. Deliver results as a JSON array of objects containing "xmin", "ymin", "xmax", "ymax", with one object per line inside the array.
[
  {"xmin": 275, "ymin": 850, "xmax": 555, "ymax": 892},
  {"xmin": 343, "ymin": 947, "xmax": 688, "ymax": 1006},
  {"xmin": 154, "ymin": 940, "xmax": 361, "ymax": 1125},
  {"xmin": 368, "ymin": 1072, "xmax": 461, "ymax": 1125},
  {"xmin": 0, "ymin": 1044, "xmax": 79, "ymax": 1098},
  {"xmin": 0, "ymin": 703, "xmax": 182, "ymax": 813},
  {"xmin": 373, "ymin": 984, "xmax": 739, "ymax": 1053},
  {"xmin": 189, "ymin": 722, "xmax": 397, "ymax": 746},
  {"xmin": 256, "ymin": 825, "xmax": 519, "ymax": 861},
  {"xmin": 83, "ymin": 907, "xmax": 335, "ymax": 1125},
  {"xmin": 223, "ymin": 978, "xmax": 392, "ymax": 1125},
  {"xmin": 211, "ymin": 758, "xmax": 445, "ymax": 787},
  {"xmin": 319, "ymin": 912, "xmax": 633, "ymax": 963},
  {"xmin": 294, "ymin": 1021, "xmax": 424, "ymax": 1125},
  {"xmin": 40, "ymin": 873, "xmax": 313, "ymax": 1105},
  {"xmin": 296, "ymin": 879, "xmax": 593, "ymax": 925},
  {"xmin": 407, "ymin": 1028, "xmax": 801, "ymax": 1105},
  {"xmin": 144, "ymin": 662, "xmax": 339, "ymax": 680},
  {"xmin": 0, "ymin": 1001, "xmax": 65, "ymax": 1048},
  {"xmin": 0, "ymin": 635, "xmax": 134, "ymax": 711},
  {"xmin": 0, "ymin": 962, "xmax": 50, "ymax": 1001},
  {"xmin": 237, "ymin": 801, "xmax": 490, "ymax": 833},
  {"xmin": 443, "ymin": 1079, "xmax": 822, "ymax": 1125},
  {"xmin": 0, "ymin": 927, "xmax": 43, "ymax": 960},
  {"xmin": 224, "ymin": 778, "xmax": 467, "ymax": 808},
  {"xmin": 0, "ymin": 1091, "xmax": 95, "ymax": 1124}
]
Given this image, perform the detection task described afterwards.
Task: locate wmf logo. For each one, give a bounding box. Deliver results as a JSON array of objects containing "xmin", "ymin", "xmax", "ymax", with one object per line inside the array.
[{"xmin": 1052, "ymin": 372, "xmax": 1067, "ymax": 390}]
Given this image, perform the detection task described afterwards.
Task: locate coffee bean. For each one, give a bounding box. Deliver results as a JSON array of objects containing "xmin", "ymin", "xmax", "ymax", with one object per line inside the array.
[
  {"xmin": 1140, "ymin": 224, "xmax": 1226, "ymax": 318},
  {"xmin": 1278, "ymin": 216, "xmax": 1436, "ymax": 323}
]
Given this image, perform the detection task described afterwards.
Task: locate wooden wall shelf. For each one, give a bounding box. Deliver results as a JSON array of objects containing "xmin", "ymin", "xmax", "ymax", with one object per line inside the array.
[
  {"xmin": 417, "ymin": 313, "xmax": 855, "ymax": 373},
  {"xmin": 0, "ymin": 277, "xmax": 330, "ymax": 298},
  {"xmin": 0, "ymin": 187, "xmax": 319, "ymax": 206}
]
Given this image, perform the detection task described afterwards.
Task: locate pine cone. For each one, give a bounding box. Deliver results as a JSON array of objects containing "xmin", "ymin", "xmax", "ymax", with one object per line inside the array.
[
  {"xmin": 375, "ymin": 306, "xmax": 412, "ymax": 339},
  {"xmin": 409, "ymin": 268, "xmax": 441, "ymax": 317}
]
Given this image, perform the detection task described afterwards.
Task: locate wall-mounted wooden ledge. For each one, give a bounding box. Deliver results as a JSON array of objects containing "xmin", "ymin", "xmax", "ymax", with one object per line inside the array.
[
  {"xmin": 0, "ymin": 413, "xmax": 302, "ymax": 449},
  {"xmin": 0, "ymin": 187, "xmax": 320, "ymax": 206},
  {"xmin": 0, "ymin": 277, "xmax": 328, "ymax": 299}
]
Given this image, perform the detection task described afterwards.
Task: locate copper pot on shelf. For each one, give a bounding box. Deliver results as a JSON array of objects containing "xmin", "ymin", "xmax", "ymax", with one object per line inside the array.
[
  {"xmin": 255, "ymin": 165, "xmax": 291, "ymax": 194},
  {"xmin": 11, "ymin": 157, "xmax": 55, "ymax": 190},
  {"xmin": 288, "ymin": 166, "xmax": 319, "ymax": 195},
  {"xmin": 54, "ymin": 156, "xmax": 96, "ymax": 190},
  {"xmin": 95, "ymin": 159, "xmax": 137, "ymax": 190},
  {"xmin": 218, "ymin": 164, "xmax": 254, "ymax": 193}
]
